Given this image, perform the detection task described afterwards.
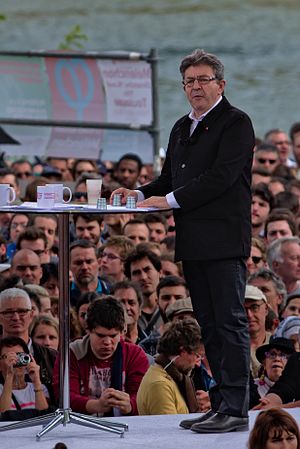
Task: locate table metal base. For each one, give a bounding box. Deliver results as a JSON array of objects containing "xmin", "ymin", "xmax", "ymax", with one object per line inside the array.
[{"xmin": 0, "ymin": 408, "xmax": 127, "ymax": 440}]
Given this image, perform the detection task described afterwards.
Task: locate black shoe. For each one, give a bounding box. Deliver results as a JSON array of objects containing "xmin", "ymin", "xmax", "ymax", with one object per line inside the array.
[
  {"xmin": 191, "ymin": 413, "xmax": 249, "ymax": 434},
  {"xmin": 179, "ymin": 410, "xmax": 215, "ymax": 429}
]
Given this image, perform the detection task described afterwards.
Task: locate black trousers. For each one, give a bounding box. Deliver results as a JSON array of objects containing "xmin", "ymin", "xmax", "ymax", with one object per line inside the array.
[{"xmin": 182, "ymin": 257, "xmax": 250, "ymax": 417}]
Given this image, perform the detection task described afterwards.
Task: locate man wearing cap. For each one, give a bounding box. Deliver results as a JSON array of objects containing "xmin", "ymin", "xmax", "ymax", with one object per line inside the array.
[
  {"xmin": 165, "ymin": 297, "xmax": 194, "ymax": 322},
  {"xmin": 244, "ymin": 285, "xmax": 271, "ymax": 378}
]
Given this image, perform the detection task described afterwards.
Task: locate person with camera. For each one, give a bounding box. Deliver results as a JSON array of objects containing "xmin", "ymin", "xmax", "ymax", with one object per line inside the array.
[{"xmin": 0, "ymin": 336, "xmax": 49, "ymax": 413}]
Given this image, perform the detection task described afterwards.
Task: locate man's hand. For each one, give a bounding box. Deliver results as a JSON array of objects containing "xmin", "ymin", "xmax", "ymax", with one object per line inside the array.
[
  {"xmin": 137, "ymin": 196, "xmax": 170, "ymax": 210},
  {"xmin": 110, "ymin": 188, "xmax": 137, "ymax": 205},
  {"xmin": 101, "ymin": 388, "xmax": 132, "ymax": 415},
  {"xmin": 196, "ymin": 390, "xmax": 211, "ymax": 412}
]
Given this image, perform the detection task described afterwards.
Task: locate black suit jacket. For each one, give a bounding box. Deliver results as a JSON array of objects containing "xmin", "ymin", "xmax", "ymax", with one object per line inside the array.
[{"xmin": 139, "ymin": 97, "xmax": 255, "ymax": 261}]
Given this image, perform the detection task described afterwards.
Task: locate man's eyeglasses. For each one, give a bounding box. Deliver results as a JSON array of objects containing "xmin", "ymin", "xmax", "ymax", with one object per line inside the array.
[
  {"xmin": 265, "ymin": 351, "xmax": 290, "ymax": 360},
  {"xmin": 0, "ymin": 308, "xmax": 31, "ymax": 319},
  {"xmin": 182, "ymin": 76, "xmax": 217, "ymax": 88},
  {"xmin": 245, "ymin": 303, "xmax": 265, "ymax": 313},
  {"xmin": 16, "ymin": 172, "xmax": 32, "ymax": 178},
  {"xmin": 74, "ymin": 192, "xmax": 88, "ymax": 200},
  {"xmin": 10, "ymin": 223, "xmax": 27, "ymax": 230},
  {"xmin": 257, "ymin": 158, "xmax": 277, "ymax": 165},
  {"xmin": 100, "ymin": 252, "xmax": 122, "ymax": 261},
  {"xmin": 15, "ymin": 265, "xmax": 40, "ymax": 272}
]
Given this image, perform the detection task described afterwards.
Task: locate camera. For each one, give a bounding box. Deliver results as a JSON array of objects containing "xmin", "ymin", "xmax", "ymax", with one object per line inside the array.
[{"xmin": 14, "ymin": 352, "xmax": 31, "ymax": 367}]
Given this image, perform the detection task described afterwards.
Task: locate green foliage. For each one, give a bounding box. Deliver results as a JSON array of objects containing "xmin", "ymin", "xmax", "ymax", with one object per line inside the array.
[
  {"xmin": 58, "ymin": 25, "xmax": 88, "ymax": 50},
  {"xmin": 0, "ymin": 13, "xmax": 6, "ymax": 21}
]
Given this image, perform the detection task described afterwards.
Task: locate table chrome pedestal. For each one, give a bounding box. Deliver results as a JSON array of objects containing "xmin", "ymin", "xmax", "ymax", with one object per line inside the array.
[{"xmin": 0, "ymin": 208, "xmax": 131, "ymax": 439}]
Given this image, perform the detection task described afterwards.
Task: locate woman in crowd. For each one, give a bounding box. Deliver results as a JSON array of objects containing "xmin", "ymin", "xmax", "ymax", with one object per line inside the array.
[
  {"xmin": 31, "ymin": 315, "xmax": 59, "ymax": 351},
  {"xmin": 254, "ymin": 337, "xmax": 295, "ymax": 399},
  {"xmin": 248, "ymin": 408, "xmax": 300, "ymax": 449},
  {"xmin": 0, "ymin": 336, "xmax": 49, "ymax": 413}
]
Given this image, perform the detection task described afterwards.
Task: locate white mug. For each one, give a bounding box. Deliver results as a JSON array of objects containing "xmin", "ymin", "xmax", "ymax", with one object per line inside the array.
[
  {"xmin": 0, "ymin": 184, "xmax": 16, "ymax": 206},
  {"xmin": 46, "ymin": 183, "xmax": 72, "ymax": 204},
  {"xmin": 37, "ymin": 185, "xmax": 55, "ymax": 208},
  {"xmin": 86, "ymin": 179, "xmax": 102, "ymax": 205}
]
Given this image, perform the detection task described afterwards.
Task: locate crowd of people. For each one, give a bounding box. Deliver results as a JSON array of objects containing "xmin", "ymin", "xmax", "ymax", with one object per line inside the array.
[
  {"xmin": 0, "ymin": 139, "xmax": 299, "ymax": 422},
  {"xmin": 0, "ymin": 46, "xmax": 299, "ymax": 441}
]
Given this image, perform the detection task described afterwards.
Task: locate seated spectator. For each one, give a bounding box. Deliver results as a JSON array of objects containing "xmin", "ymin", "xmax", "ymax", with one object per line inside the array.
[
  {"xmin": 73, "ymin": 213, "xmax": 104, "ymax": 249},
  {"xmin": 0, "ymin": 168, "xmax": 21, "ymax": 200},
  {"xmin": 31, "ymin": 315, "xmax": 59, "ymax": 351},
  {"xmin": 11, "ymin": 159, "xmax": 33, "ymax": 182},
  {"xmin": 244, "ymin": 285, "xmax": 271, "ymax": 378},
  {"xmin": 0, "ymin": 288, "xmax": 57, "ymax": 404},
  {"xmin": 98, "ymin": 235, "xmax": 135, "ymax": 283},
  {"xmin": 123, "ymin": 218, "xmax": 150, "ymax": 245},
  {"xmin": 273, "ymin": 191, "xmax": 299, "ymax": 215},
  {"xmin": 23, "ymin": 176, "xmax": 48, "ymax": 202},
  {"xmin": 253, "ymin": 143, "xmax": 280, "ymax": 174},
  {"xmin": 53, "ymin": 297, "xmax": 149, "ymax": 416},
  {"xmin": 16, "ymin": 226, "xmax": 50, "ymax": 264},
  {"xmin": 246, "ymin": 237, "xmax": 267, "ymax": 276},
  {"xmin": 137, "ymin": 318, "xmax": 201, "ymax": 415},
  {"xmin": 10, "ymin": 249, "xmax": 43, "ymax": 285},
  {"xmin": 247, "ymin": 268, "xmax": 287, "ymax": 317},
  {"xmin": 268, "ymin": 177, "xmax": 287, "ymax": 197},
  {"xmin": 273, "ymin": 316, "xmax": 300, "ymax": 351},
  {"xmin": 160, "ymin": 253, "xmax": 183, "ymax": 278},
  {"xmin": 103, "ymin": 213, "xmax": 134, "ymax": 240},
  {"xmin": 258, "ymin": 350, "xmax": 300, "ymax": 409},
  {"xmin": 282, "ymin": 293, "xmax": 300, "ymax": 318},
  {"xmin": 248, "ymin": 408, "xmax": 300, "ymax": 449},
  {"xmin": 72, "ymin": 159, "xmax": 99, "ymax": 180},
  {"xmin": 46, "ymin": 157, "xmax": 72, "ymax": 181},
  {"xmin": 111, "ymin": 280, "xmax": 146, "ymax": 344},
  {"xmin": 6, "ymin": 213, "xmax": 30, "ymax": 261},
  {"xmin": 74, "ymin": 291, "xmax": 100, "ymax": 337},
  {"xmin": 30, "ymin": 214, "xmax": 58, "ymax": 259},
  {"xmin": 143, "ymin": 212, "xmax": 168, "ymax": 243},
  {"xmin": 40, "ymin": 262, "xmax": 59, "ymax": 298},
  {"xmin": 0, "ymin": 336, "xmax": 49, "ymax": 414},
  {"xmin": 251, "ymin": 184, "xmax": 273, "ymax": 238},
  {"xmin": 70, "ymin": 240, "xmax": 109, "ymax": 308},
  {"xmin": 114, "ymin": 153, "xmax": 142, "ymax": 190},
  {"xmin": 264, "ymin": 208, "xmax": 296, "ymax": 244},
  {"xmin": 254, "ymin": 337, "xmax": 295, "ymax": 399},
  {"xmin": 252, "ymin": 168, "xmax": 272, "ymax": 186},
  {"xmin": 24, "ymin": 284, "xmax": 52, "ymax": 316}
]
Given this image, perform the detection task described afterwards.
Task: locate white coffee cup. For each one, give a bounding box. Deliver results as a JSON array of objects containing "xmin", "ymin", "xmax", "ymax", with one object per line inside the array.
[
  {"xmin": 46, "ymin": 183, "xmax": 72, "ymax": 204},
  {"xmin": 37, "ymin": 185, "xmax": 55, "ymax": 208},
  {"xmin": 0, "ymin": 184, "xmax": 16, "ymax": 206},
  {"xmin": 86, "ymin": 179, "xmax": 102, "ymax": 205}
]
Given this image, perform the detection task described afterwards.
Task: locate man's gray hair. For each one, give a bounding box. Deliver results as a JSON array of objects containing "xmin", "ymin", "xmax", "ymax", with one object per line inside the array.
[
  {"xmin": 0, "ymin": 288, "xmax": 31, "ymax": 309},
  {"xmin": 179, "ymin": 48, "xmax": 224, "ymax": 80},
  {"xmin": 247, "ymin": 268, "xmax": 287, "ymax": 311},
  {"xmin": 266, "ymin": 236, "xmax": 300, "ymax": 268}
]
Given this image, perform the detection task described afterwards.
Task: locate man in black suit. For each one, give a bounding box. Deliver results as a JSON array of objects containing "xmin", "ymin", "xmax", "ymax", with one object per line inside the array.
[{"xmin": 111, "ymin": 48, "xmax": 255, "ymax": 433}]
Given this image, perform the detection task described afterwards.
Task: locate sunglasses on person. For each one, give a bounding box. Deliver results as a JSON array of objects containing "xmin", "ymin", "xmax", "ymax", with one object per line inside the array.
[
  {"xmin": 74, "ymin": 192, "xmax": 88, "ymax": 200},
  {"xmin": 250, "ymin": 256, "xmax": 263, "ymax": 264},
  {"xmin": 257, "ymin": 158, "xmax": 277, "ymax": 165}
]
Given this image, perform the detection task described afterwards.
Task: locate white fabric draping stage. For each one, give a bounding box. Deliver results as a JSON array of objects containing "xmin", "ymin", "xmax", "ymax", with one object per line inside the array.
[{"xmin": 1, "ymin": 409, "xmax": 300, "ymax": 449}]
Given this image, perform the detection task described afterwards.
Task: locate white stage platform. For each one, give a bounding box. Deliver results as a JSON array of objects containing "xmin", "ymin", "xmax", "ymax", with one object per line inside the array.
[{"xmin": 1, "ymin": 409, "xmax": 300, "ymax": 449}]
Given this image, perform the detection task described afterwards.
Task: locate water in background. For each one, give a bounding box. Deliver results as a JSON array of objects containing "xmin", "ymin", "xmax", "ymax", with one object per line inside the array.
[{"xmin": 1, "ymin": 0, "xmax": 300, "ymax": 149}]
